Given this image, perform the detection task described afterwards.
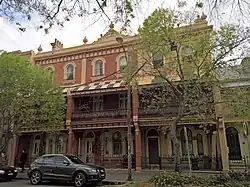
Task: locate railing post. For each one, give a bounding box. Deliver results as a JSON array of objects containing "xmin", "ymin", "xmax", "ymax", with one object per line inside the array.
[{"xmin": 159, "ymin": 156, "xmax": 162, "ymax": 170}]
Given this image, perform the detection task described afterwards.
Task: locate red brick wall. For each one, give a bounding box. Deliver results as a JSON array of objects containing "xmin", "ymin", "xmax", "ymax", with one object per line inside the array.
[
  {"xmin": 36, "ymin": 51, "xmax": 121, "ymax": 87},
  {"xmin": 37, "ymin": 59, "xmax": 83, "ymax": 86},
  {"xmin": 86, "ymin": 53, "xmax": 119, "ymax": 83}
]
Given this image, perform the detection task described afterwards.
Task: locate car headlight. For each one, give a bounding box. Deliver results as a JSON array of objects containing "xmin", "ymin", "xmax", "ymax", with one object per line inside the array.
[
  {"xmin": 87, "ymin": 168, "xmax": 97, "ymax": 173},
  {"xmin": 0, "ymin": 170, "xmax": 5, "ymax": 174},
  {"xmin": 14, "ymin": 170, "xmax": 18, "ymax": 173}
]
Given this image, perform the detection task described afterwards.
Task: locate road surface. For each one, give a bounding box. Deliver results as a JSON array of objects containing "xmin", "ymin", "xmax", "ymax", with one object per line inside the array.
[{"xmin": 0, "ymin": 179, "xmax": 116, "ymax": 187}]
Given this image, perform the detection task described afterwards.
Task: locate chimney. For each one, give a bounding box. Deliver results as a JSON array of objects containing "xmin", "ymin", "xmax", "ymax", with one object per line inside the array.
[{"xmin": 50, "ymin": 39, "xmax": 63, "ymax": 51}]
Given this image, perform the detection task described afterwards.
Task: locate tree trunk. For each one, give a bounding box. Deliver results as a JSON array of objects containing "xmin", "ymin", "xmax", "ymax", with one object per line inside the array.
[{"xmin": 171, "ymin": 121, "xmax": 181, "ymax": 172}]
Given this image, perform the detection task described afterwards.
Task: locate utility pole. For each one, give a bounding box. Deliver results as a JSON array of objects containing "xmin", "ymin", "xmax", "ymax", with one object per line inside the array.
[{"xmin": 116, "ymin": 36, "xmax": 132, "ymax": 181}]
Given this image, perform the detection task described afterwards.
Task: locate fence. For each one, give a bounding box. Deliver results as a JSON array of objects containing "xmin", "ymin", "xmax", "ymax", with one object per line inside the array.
[
  {"xmin": 142, "ymin": 155, "xmax": 222, "ymax": 171},
  {"xmin": 77, "ymin": 154, "xmax": 136, "ymax": 169}
]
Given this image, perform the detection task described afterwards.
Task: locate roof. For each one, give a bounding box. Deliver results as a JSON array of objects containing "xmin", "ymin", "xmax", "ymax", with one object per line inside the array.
[{"xmin": 62, "ymin": 79, "xmax": 127, "ymax": 95}]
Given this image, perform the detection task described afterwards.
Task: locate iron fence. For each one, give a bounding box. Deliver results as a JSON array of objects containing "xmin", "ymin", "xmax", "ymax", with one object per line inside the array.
[
  {"xmin": 77, "ymin": 154, "xmax": 135, "ymax": 169},
  {"xmin": 141, "ymin": 155, "xmax": 222, "ymax": 171}
]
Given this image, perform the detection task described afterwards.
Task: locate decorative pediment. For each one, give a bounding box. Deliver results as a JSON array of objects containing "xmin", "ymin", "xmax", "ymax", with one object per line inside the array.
[{"xmin": 92, "ymin": 22, "xmax": 126, "ymax": 44}]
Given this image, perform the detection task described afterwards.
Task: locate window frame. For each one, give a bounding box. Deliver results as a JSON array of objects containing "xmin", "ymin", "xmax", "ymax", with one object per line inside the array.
[{"xmin": 64, "ymin": 62, "xmax": 75, "ymax": 81}]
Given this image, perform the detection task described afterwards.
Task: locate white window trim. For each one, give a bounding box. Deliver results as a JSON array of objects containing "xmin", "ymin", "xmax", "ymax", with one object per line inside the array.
[
  {"xmin": 91, "ymin": 57, "xmax": 106, "ymax": 76},
  {"xmin": 64, "ymin": 62, "xmax": 76, "ymax": 80},
  {"xmin": 116, "ymin": 53, "xmax": 127, "ymax": 71}
]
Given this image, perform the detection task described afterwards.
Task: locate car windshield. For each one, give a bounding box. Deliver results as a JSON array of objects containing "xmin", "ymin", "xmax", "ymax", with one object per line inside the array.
[{"xmin": 65, "ymin": 155, "xmax": 84, "ymax": 164}]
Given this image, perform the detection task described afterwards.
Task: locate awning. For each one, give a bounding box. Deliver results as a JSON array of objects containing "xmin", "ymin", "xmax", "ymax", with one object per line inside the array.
[{"xmin": 62, "ymin": 79, "xmax": 126, "ymax": 94}]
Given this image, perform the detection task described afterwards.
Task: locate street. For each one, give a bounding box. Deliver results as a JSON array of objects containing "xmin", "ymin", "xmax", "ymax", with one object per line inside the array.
[{"xmin": 0, "ymin": 179, "xmax": 116, "ymax": 187}]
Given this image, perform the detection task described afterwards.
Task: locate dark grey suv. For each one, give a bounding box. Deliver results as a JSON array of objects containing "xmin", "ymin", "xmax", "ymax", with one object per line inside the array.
[{"xmin": 28, "ymin": 154, "xmax": 106, "ymax": 187}]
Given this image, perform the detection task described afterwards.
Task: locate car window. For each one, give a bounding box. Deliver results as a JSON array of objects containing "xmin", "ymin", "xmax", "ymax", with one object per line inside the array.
[
  {"xmin": 34, "ymin": 157, "xmax": 44, "ymax": 164},
  {"xmin": 43, "ymin": 156, "xmax": 55, "ymax": 164},
  {"xmin": 65, "ymin": 155, "xmax": 84, "ymax": 164},
  {"xmin": 55, "ymin": 156, "xmax": 68, "ymax": 164}
]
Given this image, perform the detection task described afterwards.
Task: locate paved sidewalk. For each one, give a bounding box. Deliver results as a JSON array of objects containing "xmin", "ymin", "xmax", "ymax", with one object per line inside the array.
[{"xmin": 16, "ymin": 168, "xmax": 221, "ymax": 182}]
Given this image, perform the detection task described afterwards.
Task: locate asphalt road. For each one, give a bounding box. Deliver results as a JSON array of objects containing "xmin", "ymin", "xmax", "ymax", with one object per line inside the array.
[{"xmin": 0, "ymin": 179, "xmax": 116, "ymax": 187}]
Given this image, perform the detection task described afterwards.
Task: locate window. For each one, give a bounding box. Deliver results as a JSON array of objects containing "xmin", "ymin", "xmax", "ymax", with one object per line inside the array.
[
  {"xmin": 112, "ymin": 131, "xmax": 122, "ymax": 155},
  {"xmin": 93, "ymin": 95, "xmax": 103, "ymax": 111},
  {"xmin": 105, "ymin": 137, "xmax": 109, "ymax": 154},
  {"xmin": 181, "ymin": 45, "xmax": 193, "ymax": 63},
  {"xmin": 95, "ymin": 60, "xmax": 104, "ymax": 76},
  {"xmin": 119, "ymin": 93, "xmax": 127, "ymax": 109},
  {"xmin": 65, "ymin": 155, "xmax": 84, "ymax": 164},
  {"xmin": 34, "ymin": 157, "xmax": 44, "ymax": 164},
  {"xmin": 119, "ymin": 56, "xmax": 127, "ymax": 71},
  {"xmin": 33, "ymin": 135, "xmax": 40, "ymax": 155},
  {"xmin": 55, "ymin": 156, "xmax": 68, "ymax": 164},
  {"xmin": 48, "ymin": 138, "xmax": 53, "ymax": 154},
  {"xmin": 180, "ymin": 128, "xmax": 193, "ymax": 155},
  {"xmin": 47, "ymin": 67, "xmax": 54, "ymax": 80},
  {"xmin": 56, "ymin": 135, "xmax": 64, "ymax": 154},
  {"xmin": 153, "ymin": 53, "xmax": 164, "ymax": 68},
  {"xmin": 66, "ymin": 64, "xmax": 74, "ymax": 80},
  {"xmin": 44, "ymin": 156, "xmax": 55, "ymax": 164},
  {"xmin": 197, "ymin": 134, "xmax": 204, "ymax": 155}
]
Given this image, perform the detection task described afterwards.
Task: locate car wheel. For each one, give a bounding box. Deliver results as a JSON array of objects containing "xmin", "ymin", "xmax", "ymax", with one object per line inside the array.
[
  {"xmin": 30, "ymin": 170, "xmax": 42, "ymax": 185},
  {"xmin": 74, "ymin": 172, "xmax": 86, "ymax": 187}
]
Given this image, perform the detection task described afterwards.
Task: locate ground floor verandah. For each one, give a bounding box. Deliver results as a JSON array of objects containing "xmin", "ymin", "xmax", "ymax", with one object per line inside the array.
[{"xmin": 7, "ymin": 121, "xmax": 250, "ymax": 171}]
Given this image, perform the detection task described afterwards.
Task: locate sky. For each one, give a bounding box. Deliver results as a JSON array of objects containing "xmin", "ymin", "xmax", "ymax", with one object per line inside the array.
[{"xmin": 0, "ymin": 0, "xmax": 246, "ymax": 53}]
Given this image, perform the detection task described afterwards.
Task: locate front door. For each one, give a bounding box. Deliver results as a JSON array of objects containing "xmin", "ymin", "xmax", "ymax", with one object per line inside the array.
[
  {"xmin": 226, "ymin": 127, "xmax": 242, "ymax": 160},
  {"xmin": 85, "ymin": 138, "xmax": 95, "ymax": 163},
  {"xmin": 148, "ymin": 138, "xmax": 159, "ymax": 164}
]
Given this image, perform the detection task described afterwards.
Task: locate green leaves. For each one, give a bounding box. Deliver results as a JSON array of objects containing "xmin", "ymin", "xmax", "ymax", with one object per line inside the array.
[{"xmin": 0, "ymin": 53, "xmax": 65, "ymax": 137}]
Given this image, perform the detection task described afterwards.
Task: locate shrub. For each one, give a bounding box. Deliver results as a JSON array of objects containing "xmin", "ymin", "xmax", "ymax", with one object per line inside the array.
[{"xmin": 151, "ymin": 172, "xmax": 216, "ymax": 187}]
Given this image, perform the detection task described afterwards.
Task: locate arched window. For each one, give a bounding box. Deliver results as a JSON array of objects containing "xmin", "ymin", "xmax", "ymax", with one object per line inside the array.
[
  {"xmin": 152, "ymin": 53, "xmax": 164, "ymax": 68},
  {"xmin": 95, "ymin": 60, "xmax": 104, "ymax": 76},
  {"xmin": 47, "ymin": 67, "xmax": 54, "ymax": 79},
  {"xmin": 112, "ymin": 131, "xmax": 122, "ymax": 155},
  {"xmin": 56, "ymin": 135, "xmax": 64, "ymax": 154},
  {"xmin": 119, "ymin": 56, "xmax": 127, "ymax": 71},
  {"xmin": 181, "ymin": 45, "xmax": 193, "ymax": 63},
  {"xmin": 66, "ymin": 64, "xmax": 74, "ymax": 80},
  {"xmin": 180, "ymin": 128, "xmax": 193, "ymax": 155},
  {"xmin": 197, "ymin": 134, "xmax": 204, "ymax": 156},
  {"xmin": 226, "ymin": 127, "xmax": 242, "ymax": 160}
]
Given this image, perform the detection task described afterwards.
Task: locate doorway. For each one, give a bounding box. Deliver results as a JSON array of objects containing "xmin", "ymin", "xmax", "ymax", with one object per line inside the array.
[
  {"xmin": 226, "ymin": 127, "xmax": 242, "ymax": 160},
  {"xmin": 85, "ymin": 132, "xmax": 95, "ymax": 163},
  {"xmin": 147, "ymin": 129, "xmax": 159, "ymax": 164}
]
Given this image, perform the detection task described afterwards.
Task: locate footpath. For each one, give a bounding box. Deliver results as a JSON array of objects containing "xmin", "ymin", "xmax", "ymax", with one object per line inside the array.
[{"xmin": 16, "ymin": 168, "xmax": 221, "ymax": 183}]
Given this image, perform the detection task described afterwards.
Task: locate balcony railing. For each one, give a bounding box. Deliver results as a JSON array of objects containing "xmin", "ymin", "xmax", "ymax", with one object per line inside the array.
[
  {"xmin": 72, "ymin": 109, "xmax": 127, "ymax": 120},
  {"xmin": 139, "ymin": 106, "xmax": 179, "ymax": 117}
]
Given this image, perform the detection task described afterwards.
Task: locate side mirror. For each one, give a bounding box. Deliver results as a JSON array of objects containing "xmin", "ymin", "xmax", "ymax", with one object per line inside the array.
[{"xmin": 63, "ymin": 160, "xmax": 70, "ymax": 166}]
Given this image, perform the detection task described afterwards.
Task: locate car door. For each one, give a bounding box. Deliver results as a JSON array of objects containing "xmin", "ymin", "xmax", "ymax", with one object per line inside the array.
[
  {"xmin": 43, "ymin": 156, "xmax": 56, "ymax": 179},
  {"xmin": 53, "ymin": 155, "xmax": 74, "ymax": 179}
]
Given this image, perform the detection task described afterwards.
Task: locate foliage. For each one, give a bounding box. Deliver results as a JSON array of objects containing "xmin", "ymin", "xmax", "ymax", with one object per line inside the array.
[
  {"xmin": 151, "ymin": 172, "xmax": 218, "ymax": 187},
  {"xmin": 131, "ymin": 7, "xmax": 250, "ymax": 172},
  {"xmin": 0, "ymin": 0, "xmax": 135, "ymax": 33},
  {"xmin": 0, "ymin": 53, "xmax": 65, "ymax": 152}
]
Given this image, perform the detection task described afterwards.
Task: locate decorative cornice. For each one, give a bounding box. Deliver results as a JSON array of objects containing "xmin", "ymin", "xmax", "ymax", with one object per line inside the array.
[{"xmin": 35, "ymin": 47, "xmax": 125, "ymax": 65}]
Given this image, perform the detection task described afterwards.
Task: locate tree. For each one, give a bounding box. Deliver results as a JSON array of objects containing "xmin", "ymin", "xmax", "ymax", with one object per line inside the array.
[
  {"xmin": 0, "ymin": 53, "xmax": 65, "ymax": 154},
  {"xmin": 128, "ymin": 8, "xmax": 250, "ymax": 172},
  {"xmin": 0, "ymin": 0, "xmax": 135, "ymax": 33}
]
